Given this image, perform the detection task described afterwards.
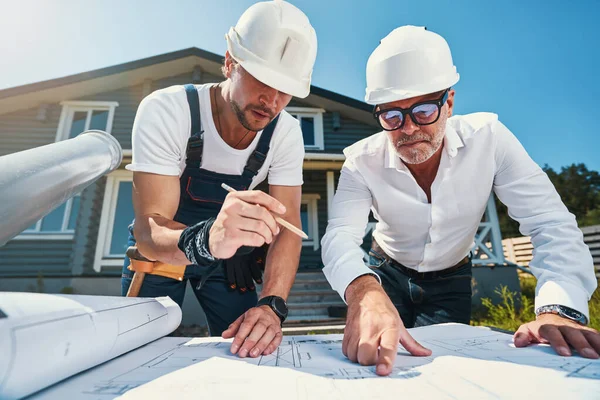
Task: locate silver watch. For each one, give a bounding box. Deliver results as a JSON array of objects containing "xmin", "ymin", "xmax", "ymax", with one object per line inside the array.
[{"xmin": 535, "ymin": 304, "xmax": 588, "ymax": 325}]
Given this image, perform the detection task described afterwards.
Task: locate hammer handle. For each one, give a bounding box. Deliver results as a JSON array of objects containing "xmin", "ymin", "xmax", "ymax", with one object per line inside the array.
[{"xmin": 126, "ymin": 271, "xmax": 146, "ymax": 297}]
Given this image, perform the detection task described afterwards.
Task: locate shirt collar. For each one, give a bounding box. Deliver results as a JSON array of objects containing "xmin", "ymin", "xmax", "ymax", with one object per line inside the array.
[
  {"xmin": 384, "ymin": 137, "xmax": 407, "ymax": 171},
  {"xmin": 444, "ymin": 123, "xmax": 464, "ymax": 158},
  {"xmin": 384, "ymin": 122, "xmax": 465, "ymax": 170}
]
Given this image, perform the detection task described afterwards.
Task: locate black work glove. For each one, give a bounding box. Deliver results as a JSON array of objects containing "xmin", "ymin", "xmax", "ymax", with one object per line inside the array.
[
  {"xmin": 177, "ymin": 217, "xmax": 217, "ymax": 266},
  {"xmin": 223, "ymin": 245, "xmax": 267, "ymax": 292}
]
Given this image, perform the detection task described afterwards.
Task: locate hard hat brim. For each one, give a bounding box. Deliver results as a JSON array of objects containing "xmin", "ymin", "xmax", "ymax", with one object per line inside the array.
[
  {"xmin": 239, "ymin": 58, "xmax": 311, "ymax": 99},
  {"xmin": 365, "ymin": 73, "xmax": 460, "ymax": 105}
]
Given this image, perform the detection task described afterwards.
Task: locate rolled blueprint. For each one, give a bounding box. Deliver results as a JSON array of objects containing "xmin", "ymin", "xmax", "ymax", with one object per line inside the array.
[
  {"xmin": 0, "ymin": 130, "xmax": 122, "ymax": 246},
  {"xmin": 0, "ymin": 293, "xmax": 182, "ymax": 399}
]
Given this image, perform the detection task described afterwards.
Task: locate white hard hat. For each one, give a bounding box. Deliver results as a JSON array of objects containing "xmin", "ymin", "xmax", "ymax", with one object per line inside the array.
[
  {"xmin": 365, "ymin": 26, "xmax": 460, "ymax": 105},
  {"xmin": 226, "ymin": 0, "xmax": 318, "ymax": 98}
]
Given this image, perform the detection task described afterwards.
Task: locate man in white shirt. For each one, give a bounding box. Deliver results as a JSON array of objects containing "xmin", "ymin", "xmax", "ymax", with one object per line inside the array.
[
  {"xmin": 321, "ymin": 25, "xmax": 599, "ymax": 376},
  {"xmin": 122, "ymin": 0, "xmax": 317, "ymax": 359}
]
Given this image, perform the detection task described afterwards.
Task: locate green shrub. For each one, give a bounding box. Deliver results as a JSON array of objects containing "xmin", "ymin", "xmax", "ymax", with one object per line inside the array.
[
  {"xmin": 589, "ymin": 285, "xmax": 600, "ymax": 330},
  {"xmin": 472, "ymin": 285, "xmax": 535, "ymax": 331},
  {"xmin": 472, "ymin": 277, "xmax": 600, "ymax": 332},
  {"xmin": 59, "ymin": 286, "xmax": 75, "ymax": 294}
]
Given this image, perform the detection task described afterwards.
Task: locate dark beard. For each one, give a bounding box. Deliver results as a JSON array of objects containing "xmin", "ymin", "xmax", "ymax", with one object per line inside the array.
[{"xmin": 230, "ymin": 100, "xmax": 274, "ymax": 131}]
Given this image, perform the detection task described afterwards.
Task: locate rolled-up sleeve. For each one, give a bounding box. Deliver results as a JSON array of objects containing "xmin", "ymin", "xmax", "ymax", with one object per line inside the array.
[
  {"xmin": 126, "ymin": 91, "xmax": 186, "ymax": 176},
  {"xmin": 492, "ymin": 120, "xmax": 596, "ymax": 320},
  {"xmin": 321, "ymin": 155, "xmax": 381, "ymax": 303}
]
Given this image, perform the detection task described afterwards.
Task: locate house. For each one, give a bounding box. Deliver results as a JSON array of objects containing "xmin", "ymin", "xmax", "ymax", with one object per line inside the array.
[{"xmin": 0, "ymin": 47, "xmax": 516, "ymax": 326}]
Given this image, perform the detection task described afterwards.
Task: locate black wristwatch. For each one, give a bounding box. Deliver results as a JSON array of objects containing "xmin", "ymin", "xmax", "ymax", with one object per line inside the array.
[
  {"xmin": 257, "ymin": 295, "xmax": 288, "ymax": 325},
  {"xmin": 535, "ymin": 304, "xmax": 588, "ymax": 325}
]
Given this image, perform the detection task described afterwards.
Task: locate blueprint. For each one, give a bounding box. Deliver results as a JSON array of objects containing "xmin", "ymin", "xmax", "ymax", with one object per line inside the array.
[
  {"xmin": 0, "ymin": 293, "xmax": 181, "ymax": 400},
  {"xmin": 29, "ymin": 323, "xmax": 600, "ymax": 399}
]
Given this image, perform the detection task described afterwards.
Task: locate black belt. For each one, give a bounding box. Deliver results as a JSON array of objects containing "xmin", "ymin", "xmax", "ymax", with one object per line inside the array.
[{"xmin": 370, "ymin": 238, "xmax": 471, "ymax": 280}]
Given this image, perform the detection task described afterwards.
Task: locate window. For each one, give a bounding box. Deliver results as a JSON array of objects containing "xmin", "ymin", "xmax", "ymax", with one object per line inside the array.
[
  {"xmin": 94, "ymin": 171, "xmax": 135, "ymax": 271},
  {"xmin": 55, "ymin": 101, "xmax": 118, "ymax": 142},
  {"xmin": 300, "ymin": 194, "xmax": 321, "ymax": 250},
  {"xmin": 286, "ymin": 107, "xmax": 325, "ymax": 150},
  {"xmin": 19, "ymin": 195, "xmax": 81, "ymax": 239}
]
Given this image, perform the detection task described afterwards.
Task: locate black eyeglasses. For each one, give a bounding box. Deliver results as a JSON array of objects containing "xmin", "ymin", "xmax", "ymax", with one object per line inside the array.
[{"xmin": 373, "ymin": 89, "xmax": 449, "ymax": 131}]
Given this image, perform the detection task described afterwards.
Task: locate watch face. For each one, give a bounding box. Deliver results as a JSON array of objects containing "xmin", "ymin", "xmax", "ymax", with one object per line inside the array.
[
  {"xmin": 562, "ymin": 307, "xmax": 585, "ymax": 322},
  {"xmin": 564, "ymin": 308, "xmax": 578, "ymax": 318},
  {"xmin": 273, "ymin": 297, "xmax": 288, "ymax": 316}
]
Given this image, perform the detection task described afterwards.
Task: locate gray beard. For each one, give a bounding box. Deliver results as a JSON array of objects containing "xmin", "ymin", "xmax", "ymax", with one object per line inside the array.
[
  {"xmin": 396, "ymin": 111, "xmax": 448, "ymax": 164},
  {"xmin": 396, "ymin": 135, "xmax": 444, "ymax": 165}
]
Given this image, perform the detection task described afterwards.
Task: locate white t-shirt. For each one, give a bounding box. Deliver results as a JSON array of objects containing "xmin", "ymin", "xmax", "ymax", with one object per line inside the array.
[{"xmin": 126, "ymin": 84, "xmax": 304, "ymax": 188}]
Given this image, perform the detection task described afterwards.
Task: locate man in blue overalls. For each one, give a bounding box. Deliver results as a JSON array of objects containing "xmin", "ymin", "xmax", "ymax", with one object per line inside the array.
[{"xmin": 121, "ymin": 0, "xmax": 318, "ymax": 359}]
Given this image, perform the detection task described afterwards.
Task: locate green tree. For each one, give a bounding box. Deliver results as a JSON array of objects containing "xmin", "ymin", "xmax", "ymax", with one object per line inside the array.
[
  {"xmin": 581, "ymin": 208, "xmax": 600, "ymax": 227},
  {"xmin": 496, "ymin": 163, "xmax": 600, "ymax": 238}
]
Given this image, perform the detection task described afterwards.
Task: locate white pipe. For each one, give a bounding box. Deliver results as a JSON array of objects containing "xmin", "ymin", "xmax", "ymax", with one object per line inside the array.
[{"xmin": 0, "ymin": 130, "xmax": 122, "ymax": 246}]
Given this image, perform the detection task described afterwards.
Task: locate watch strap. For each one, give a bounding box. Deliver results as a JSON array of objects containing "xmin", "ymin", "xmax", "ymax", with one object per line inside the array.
[
  {"xmin": 536, "ymin": 304, "xmax": 588, "ymax": 325},
  {"xmin": 257, "ymin": 295, "xmax": 288, "ymax": 324}
]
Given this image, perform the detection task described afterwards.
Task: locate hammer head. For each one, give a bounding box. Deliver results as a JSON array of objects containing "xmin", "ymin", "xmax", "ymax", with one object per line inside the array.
[{"xmin": 126, "ymin": 246, "xmax": 153, "ymax": 262}]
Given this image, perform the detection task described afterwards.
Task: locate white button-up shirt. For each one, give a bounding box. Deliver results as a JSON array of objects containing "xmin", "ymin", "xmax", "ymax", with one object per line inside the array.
[{"xmin": 321, "ymin": 112, "xmax": 596, "ymax": 320}]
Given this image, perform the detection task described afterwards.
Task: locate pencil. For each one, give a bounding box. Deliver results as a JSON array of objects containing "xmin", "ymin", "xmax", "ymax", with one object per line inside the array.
[{"xmin": 221, "ymin": 183, "xmax": 309, "ymax": 240}]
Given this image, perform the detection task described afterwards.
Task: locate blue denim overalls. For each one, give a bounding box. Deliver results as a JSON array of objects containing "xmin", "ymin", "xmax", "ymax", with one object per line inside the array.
[{"xmin": 121, "ymin": 84, "xmax": 279, "ymax": 335}]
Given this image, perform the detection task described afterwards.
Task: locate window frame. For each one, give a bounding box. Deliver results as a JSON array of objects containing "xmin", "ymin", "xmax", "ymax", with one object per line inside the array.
[
  {"xmin": 17, "ymin": 194, "xmax": 81, "ymax": 239},
  {"xmin": 93, "ymin": 170, "xmax": 133, "ymax": 272},
  {"xmin": 286, "ymin": 107, "xmax": 325, "ymax": 151},
  {"xmin": 55, "ymin": 100, "xmax": 118, "ymax": 142},
  {"xmin": 300, "ymin": 194, "xmax": 321, "ymax": 250}
]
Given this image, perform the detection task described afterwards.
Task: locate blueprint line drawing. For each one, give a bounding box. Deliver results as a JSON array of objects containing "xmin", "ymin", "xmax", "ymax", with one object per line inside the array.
[{"xmin": 27, "ymin": 324, "xmax": 600, "ymax": 400}]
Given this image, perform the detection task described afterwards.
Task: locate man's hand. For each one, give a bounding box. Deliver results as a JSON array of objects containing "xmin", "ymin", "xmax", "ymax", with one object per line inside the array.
[
  {"xmin": 209, "ymin": 191, "xmax": 286, "ymax": 259},
  {"xmin": 514, "ymin": 314, "xmax": 600, "ymax": 358},
  {"xmin": 343, "ymin": 275, "xmax": 431, "ymax": 376},
  {"xmin": 222, "ymin": 305, "xmax": 283, "ymax": 358}
]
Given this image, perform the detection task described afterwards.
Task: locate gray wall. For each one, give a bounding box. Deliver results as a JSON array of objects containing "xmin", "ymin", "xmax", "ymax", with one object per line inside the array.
[
  {"xmin": 323, "ymin": 113, "xmax": 377, "ymax": 153},
  {"xmin": 0, "ymin": 239, "xmax": 73, "ymax": 276},
  {"xmin": 0, "ymin": 103, "xmax": 63, "ymax": 156},
  {"xmin": 288, "ymin": 98, "xmax": 378, "ymax": 154},
  {"xmin": 0, "ymin": 67, "xmax": 377, "ymax": 279}
]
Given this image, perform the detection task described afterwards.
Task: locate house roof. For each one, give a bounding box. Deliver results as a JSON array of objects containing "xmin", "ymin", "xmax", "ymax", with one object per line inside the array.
[{"xmin": 0, "ymin": 47, "xmax": 376, "ymax": 125}]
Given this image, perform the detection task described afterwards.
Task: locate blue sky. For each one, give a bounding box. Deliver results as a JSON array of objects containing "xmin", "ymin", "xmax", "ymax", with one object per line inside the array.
[{"xmin": 1, "ymin": 0, "xmax": 598, "ymax": 171}]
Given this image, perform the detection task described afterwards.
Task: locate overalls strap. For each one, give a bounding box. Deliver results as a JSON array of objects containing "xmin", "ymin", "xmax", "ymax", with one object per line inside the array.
[{"xmin": 184, "ymin": 84, "xmax": 204, "ymax": 168}]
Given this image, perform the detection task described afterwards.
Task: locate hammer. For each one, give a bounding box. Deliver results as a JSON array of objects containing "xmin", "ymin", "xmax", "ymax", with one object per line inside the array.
[{"xmin": 125, "ymin": 246, "xmax": 153, "ymax": 297}]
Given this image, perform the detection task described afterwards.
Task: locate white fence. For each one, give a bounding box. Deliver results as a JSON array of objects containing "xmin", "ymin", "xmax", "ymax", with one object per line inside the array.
[{"xmin": 503, "ymin": 224, "xmax": 600, "ymax": 278}]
